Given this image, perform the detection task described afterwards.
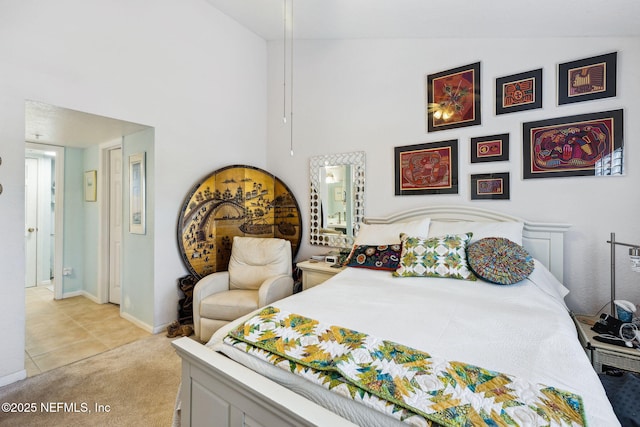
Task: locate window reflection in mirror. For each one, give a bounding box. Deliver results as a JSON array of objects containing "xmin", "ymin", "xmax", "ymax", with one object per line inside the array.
[
  {"xmin": 320, "ymin": 165, "xmax": 351, "ymax": 236},
  {"xmin": 309, "ymin": 151, "xmax": 365, "ymax": 249}
]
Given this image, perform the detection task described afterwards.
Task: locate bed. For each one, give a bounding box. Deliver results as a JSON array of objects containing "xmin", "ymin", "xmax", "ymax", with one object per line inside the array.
[{"xmin": 172, "ymin": 205, "xmax": 619, "ymax": 426}]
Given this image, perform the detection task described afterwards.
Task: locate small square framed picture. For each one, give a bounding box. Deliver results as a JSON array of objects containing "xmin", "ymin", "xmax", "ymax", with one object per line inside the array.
[
  {"xmin": 470, "ymin": 173, "xmax": 509, "ymax": 200},
  {"xmin": 495, "ymin": 69, "xmax": 542, "ymax": 114},
  {"xmin": 558, "ymin": 52, "xmax": 617, "ymax": 105},
  {"xmin": 470, "ymin": 133, "xmax": 509, "ymax": 163}
]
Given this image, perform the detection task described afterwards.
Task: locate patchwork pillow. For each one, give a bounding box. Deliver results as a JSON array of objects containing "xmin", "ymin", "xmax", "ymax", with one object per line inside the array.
[
  {"xmin": 345, "ymin": 244, "xmax": 402, "ymax": 271},
  {"xmin": 393, "ymin": 233, "xmax": 476, "ymax": 281},
  {"xmin": 467, "ymin": 237, "xmax": 534, "ymax": 285}
]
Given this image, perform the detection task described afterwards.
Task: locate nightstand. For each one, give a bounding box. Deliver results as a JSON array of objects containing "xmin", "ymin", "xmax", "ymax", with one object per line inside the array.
[
  {"xmin": 296, "ymin": 260, "xmax": 345, "ymax": 291},
  {"xmin": 573, "ymin": 313, "xmax": 640, "ymax": 374}
]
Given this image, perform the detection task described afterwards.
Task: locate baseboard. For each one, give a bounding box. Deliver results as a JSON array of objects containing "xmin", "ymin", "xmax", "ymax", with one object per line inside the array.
[
  {"xmin": 120, "ymin": 311, "xmax": 154, "ymax": 333},
  {"xmin": 79, "ymin": 290, "xmax": 101, "ymax": 303},
  {"xmin": 0, "ymin": 369, "xmax": 27, "ymax": 387},
  {"xmin": 61, "ymin": 289, "xmax": 84, "ymax": 299},
  {"xmin": 152, "ymin": 321, "xmax": 173, "ymax": 335}
]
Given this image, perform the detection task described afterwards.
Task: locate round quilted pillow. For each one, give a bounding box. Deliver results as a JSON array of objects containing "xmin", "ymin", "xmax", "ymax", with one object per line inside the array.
[{"xmin": 467, "ymin": 237, "xmax": 534, "ymax": 285}]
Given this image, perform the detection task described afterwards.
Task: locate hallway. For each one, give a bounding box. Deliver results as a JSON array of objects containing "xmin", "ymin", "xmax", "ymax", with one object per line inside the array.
[{"xmin": 25, "ymin": 286, "xmax": 150, "ymax": 377}]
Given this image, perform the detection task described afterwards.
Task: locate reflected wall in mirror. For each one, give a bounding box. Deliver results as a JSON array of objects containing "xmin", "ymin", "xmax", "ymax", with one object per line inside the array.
[{"xmin": 310, "ymin": 151, "xmax": 365, "ymax": 248}]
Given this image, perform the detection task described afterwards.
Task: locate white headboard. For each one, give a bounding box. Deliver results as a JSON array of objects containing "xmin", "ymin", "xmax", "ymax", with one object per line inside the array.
[{"xmin": 364, "ymin": 205, "xmax": 571, "ymax": 283}]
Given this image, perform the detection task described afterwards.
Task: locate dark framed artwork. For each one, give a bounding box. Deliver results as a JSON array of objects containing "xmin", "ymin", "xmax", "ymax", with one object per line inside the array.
[
  {"xmin": 395, "ymin": 140, "xmax": 458, "ymax": 195},
  {"xmin": 558, "ymin": 52, "xmax": 617, "ymax": 105},
  {"xmin": 470, "ymin": 133, "xmax": 509, "ymax": 163},
  {"xmin": 426, "ymin": 62, "xmax": 481, "ymax": 132},
  {"xmin": 470, "ymin": 173, "xmax": 509, "ymax": 200},
  {"xmin": 495, "ymin": 69, "xmax": 542, "ymax": 114},
  {"xmin": 523, "ymin": 109, "xmax": 623, "ymax": 179},
  {"xmin": 177, "ymin": 165, "xmax": 302, "ymax": 278}
]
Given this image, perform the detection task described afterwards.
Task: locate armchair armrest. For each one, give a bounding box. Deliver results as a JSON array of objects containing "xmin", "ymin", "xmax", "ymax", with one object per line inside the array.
[
  {"xmin": 258, "ymin": 275, "xmax": 294, "ymax": 307},
  {"xmin": 193, "ymin": 271, "xmax": 230, "ymax": 340}
]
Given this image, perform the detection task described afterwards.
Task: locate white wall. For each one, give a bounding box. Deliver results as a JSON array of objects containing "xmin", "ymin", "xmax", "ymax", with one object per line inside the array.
[
  {"xmin": 266, "ymin": 38, "xmax": 640, "ymax": 315},
  {"xmin": 0, "ymin": 0, "xmax": 267, "ymax": 385}
]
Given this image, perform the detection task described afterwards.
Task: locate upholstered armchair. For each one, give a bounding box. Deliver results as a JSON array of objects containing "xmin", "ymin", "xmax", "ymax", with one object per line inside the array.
[{"xmin": 193, "ymin": 236, "xmax": 293, "ymax": 342}]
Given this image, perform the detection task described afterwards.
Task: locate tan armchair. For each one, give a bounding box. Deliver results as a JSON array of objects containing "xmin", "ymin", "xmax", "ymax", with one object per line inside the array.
[{"xmin": 193, "ymin": 236, "xmax": 293, "ymax": 342}]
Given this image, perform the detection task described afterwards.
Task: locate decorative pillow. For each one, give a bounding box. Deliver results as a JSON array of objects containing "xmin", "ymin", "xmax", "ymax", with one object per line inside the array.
[
  {"xmin": 467, "ymin": 237, "xmax": 534, "ymax": 285},
  {"xmin": 345, "ymin": 244, "xmax": 402, "ymax": 271},
  {"xmin": 427, "ymin": 221, "xmax": 524, "ymax": 245},
  {"xmin": 393, "ymin": 233, "xmax": 476, "ymax": 281},
  {"xmin": 355, "ymin": 217, "xmax": 430, "ymax": 245}
]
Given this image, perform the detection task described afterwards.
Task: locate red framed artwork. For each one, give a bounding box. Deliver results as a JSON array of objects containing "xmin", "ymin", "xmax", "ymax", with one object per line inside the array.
[
  {"xmin": 523, "ymin": 109, "xmax": 623, "ymax": 179},
  {"xmin": 470, "ymin": 173, "xmax": 509, "ymax": 200},
  {"xmin": 558, "ymin": 52, "xmax": 617, "ymax": 105},
  {"xmin": 426, "ymin": 62, "xmax": 481, "ymax": 132},
  {"xmin": 496, "ymin": 69, "xmax": 542, "ymax": 114},
  {"xmin": 394, "ymin": 140, "xmax": 458, "ymax": 195},
  {"xmin": 470, "ymin": 133, "xmax": 509, "ymax": 163}
]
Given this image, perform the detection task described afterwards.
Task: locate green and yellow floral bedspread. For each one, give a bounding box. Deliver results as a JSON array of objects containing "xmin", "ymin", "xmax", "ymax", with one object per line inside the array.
[{"xmin": 224, "ymin": 306, "xmax": 586, "ymax": 427}]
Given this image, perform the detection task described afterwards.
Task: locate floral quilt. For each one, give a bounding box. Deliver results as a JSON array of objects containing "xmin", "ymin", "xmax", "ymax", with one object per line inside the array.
[{"xmin": 224, "ymin": 306, "xmax": 586, "ymax": 427}]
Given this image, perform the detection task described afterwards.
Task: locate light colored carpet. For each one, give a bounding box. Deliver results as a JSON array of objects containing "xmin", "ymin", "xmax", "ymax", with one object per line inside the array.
[{"xmin": 0, "ymin": 333, "xmax": 181, "ymax": 426}]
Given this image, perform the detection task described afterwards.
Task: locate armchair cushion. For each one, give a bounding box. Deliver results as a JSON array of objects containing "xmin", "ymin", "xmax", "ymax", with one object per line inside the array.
[
  {"xmin": 229, "ymin": 237, "xmax": 292, "ymax": 290},
  {"xmin": 200, "ymin": 289, "xmax": 259, "ymax": 321}
]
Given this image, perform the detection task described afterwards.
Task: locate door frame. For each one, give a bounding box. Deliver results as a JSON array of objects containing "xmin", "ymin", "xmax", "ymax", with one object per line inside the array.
[
  {"xmin": 97, "ymin": 138, "xmax": 123, "ymax": 304},
  {"xmin": 25, "ymin": 142, "xmax": 65, "ymax": 300}
]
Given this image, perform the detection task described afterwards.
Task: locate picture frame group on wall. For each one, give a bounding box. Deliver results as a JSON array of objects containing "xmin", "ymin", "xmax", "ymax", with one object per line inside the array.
[
  {"xmin": 558, "ymin": 52, "xmax": 617, "ymax": 105},
  {"xmin": 470, "ymin": 173, "xmax": 510, "ymax": 200},
  {"xmin": 470, "ymin": 133, "xmax": 509, "ymax": 163},
  {"xmin": 495, "ymin": 68, "xmax": 542, "ymax": 115},
  {"xmin": 394, "ymin": 140, "xmax": 458, "ymax": 195},
  {"xmin": 426, "ymin": 62, "xmax": 481, "ymax": 132},
  {"xmin": 522, "ymin": 109, "xmax": 623, "ymax": 179}
]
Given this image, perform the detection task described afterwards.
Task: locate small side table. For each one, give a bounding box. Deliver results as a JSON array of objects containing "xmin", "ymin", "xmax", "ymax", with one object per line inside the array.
[
  {"xmin": 296, "ymin": 260, "xmax": 345, "ymax": 291},
  {"xmin": 573, "ymin": 313, "xmax": 640, "ymax": 374}
]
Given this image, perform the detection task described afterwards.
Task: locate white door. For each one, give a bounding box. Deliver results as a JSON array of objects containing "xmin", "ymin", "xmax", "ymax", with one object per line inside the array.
[
  {"xmin": 109, "ymin": 148, "xmax": 123, "ymax": 304},
  {"xmin": 25, "ymin": 158, "xmax": 38, "ymax": 287}
]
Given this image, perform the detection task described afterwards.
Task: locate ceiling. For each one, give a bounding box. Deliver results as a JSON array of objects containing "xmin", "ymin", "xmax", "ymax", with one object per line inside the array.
[
  {"xmin": 25, "ymin": 101, "xmax": 150, "ymax": 149},
  {"xmin": 25, "ymin": 2, "xmax": 638, "ymax": 148},
  {"xmin": 205, "ymin": 0, "xmax": 640, "ymax": 40}
]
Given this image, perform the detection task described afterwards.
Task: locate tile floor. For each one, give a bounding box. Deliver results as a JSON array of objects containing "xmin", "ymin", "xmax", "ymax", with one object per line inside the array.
[{"xmin": 25, "ymin": 286, "xmax": 151, "ymax": 377}]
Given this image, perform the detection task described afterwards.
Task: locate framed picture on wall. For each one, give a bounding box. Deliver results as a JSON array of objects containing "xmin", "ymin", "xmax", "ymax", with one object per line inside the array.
[
  {"xmin": 426, "ymin": 62, "xmax": 481, "ymax": 132},
  {"xmin": 523, "ymin": 109, "xmax": 623, "ymax": 179},
  {"xmin": 129, "ymin": 152, "xmax": 146, "ymax": 234},
  {"xmin": 84, "ymin": 170, "xmax": 97, "ymax": 202},
  {"xmin": 470, "ymin": 133, "xmax": 509, "ymax": 163},
  {"xmin": 470, "ymin": 173, "xmax": 510, "ymax": 200},
  {"xmin": 394, "ymin": 140, "xmax": 458, "ymax": 195},
  {"xmin": 558, "ymin": 52, "xmax": 617, "ymax": 105},
  {"xmin": 495, "ymin": 68, "xmax": 542, "ymax": 114}
]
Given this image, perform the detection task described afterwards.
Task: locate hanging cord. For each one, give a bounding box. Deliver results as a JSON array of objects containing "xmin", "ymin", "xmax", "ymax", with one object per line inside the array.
[
  {"xmin": 289, "ymin": 0, "xmax": 294, "ymax": 156},
  {"xmin": 282, "ymin": 0, "xmax": 287, "ymax": 125}
]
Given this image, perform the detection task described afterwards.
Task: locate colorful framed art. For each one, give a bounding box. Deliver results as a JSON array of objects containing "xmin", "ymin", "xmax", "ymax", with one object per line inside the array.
[
  {"xmin": 470, "ymin": 173, "xmax": 509, "ymax": 200},
  {"xmin": 495, "ymin": 69, "xmax": 542, "ymax": 114},
  {"xmin": 394, "ymin": 140, "xmax": 458, "ymax": 195},
  {"xmin": 471, "ymin": 134, "xmax": 509, "ymax": 163},
  {"xmin": 426, "ymin": 62, "xmax": 481, "ymax": 132},
  {"xmin": 523, "ymin": 109, "xmax": 623, "ymax": 179},
  {"xmin": 558, "ymin": 52, "xmax": 617, "ymax": 105}
]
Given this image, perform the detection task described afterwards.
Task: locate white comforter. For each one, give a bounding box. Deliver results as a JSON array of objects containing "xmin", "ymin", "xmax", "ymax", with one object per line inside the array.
[{"xmin": 210, "ymin": 261, "xmax": 619, "ymax": 426}]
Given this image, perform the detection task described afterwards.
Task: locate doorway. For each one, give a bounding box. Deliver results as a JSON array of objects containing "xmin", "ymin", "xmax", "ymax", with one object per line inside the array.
[{"xmin": 24, "ymin": 143, "xmax": 64, "ymax": 299}]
